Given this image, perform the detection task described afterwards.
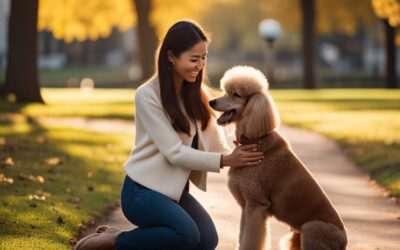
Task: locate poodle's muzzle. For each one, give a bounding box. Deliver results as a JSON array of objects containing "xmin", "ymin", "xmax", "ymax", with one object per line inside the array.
[{"xmin": 209, "ymin": 97, "xmax": 242, "ymax": 125}]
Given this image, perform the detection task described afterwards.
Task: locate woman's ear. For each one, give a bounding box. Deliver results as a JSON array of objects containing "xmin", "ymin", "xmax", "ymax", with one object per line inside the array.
[
  {"xmin": 167, "ymin": 50, "xmax": 175, "ymax": 64},
  {"xmin": 240, "ymin": 91, "xmax": 280, "ymax": 138}
]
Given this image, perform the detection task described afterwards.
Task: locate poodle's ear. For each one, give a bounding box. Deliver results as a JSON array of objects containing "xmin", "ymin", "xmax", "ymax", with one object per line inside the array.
[{"xmin": 240, "ymin": 91, "xmax": 280, "ymax": 138}]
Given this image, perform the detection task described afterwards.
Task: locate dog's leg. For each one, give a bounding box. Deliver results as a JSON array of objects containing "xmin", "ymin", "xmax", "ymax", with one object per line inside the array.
[
  {"xmin": 240, "ymin": 201, "xmax": 269, "ymax": 250},
  {"xmin": 228, "ymin": 182, "xmax": 247, "ymax": 247},
  {"xmin": 238, "ymin": 209, "xmax": 246, "ymax": 246},
  {"xmin": 279, "ymin": 230, "xmax": 301, "ymax": 250},
  {"xmin": 301, "ymin": 220, "xmax": 347, "ymax": 250}
]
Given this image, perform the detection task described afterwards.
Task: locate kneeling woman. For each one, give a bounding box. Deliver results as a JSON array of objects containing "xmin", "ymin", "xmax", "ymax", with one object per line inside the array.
[{"xmin": 74, "ymin": 20, "xmax": 264, "ymax": 250}]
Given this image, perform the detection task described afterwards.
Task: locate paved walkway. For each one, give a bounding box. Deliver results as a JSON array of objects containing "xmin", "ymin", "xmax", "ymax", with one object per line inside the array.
[{"xmin": 38, "ymin": 117, "xmax": 400, "ymax": 250}]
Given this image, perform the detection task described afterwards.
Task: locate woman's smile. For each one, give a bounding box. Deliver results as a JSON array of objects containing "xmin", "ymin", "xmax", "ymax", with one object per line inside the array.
[{"xmin": 189, "ymin": 70, "xmax": 199, "ymax": 79}]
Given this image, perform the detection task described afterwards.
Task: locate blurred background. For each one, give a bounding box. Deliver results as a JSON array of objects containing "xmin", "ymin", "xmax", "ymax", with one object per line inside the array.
[
  {"xmin": 0, "ymin": 0, "xmax": 398, "ymax": 98},
  {"xmin": 0, "ymin": 2, "xmax": 399, "ymax": 249}
]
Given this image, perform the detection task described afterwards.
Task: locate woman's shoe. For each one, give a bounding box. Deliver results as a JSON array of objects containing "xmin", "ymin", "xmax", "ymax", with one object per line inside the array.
[
  {"xmin": 96, "ymin": 225, "xmax": 111, "ymax": 233},
  {"xmin": 74, "ymin": 228, "xmax": 121, "ymax": 250}
]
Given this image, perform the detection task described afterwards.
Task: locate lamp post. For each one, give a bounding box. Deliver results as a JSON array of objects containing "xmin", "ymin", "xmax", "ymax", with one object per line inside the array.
[{"xmin": 258, "ymin": 19, "xmax": 281, "ymax": 86}]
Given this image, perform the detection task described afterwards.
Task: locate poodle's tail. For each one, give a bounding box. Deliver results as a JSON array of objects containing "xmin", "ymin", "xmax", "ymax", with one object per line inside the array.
[{"xmin": 301, "ymin": 220, "xmax": 347, "ymax": 250}]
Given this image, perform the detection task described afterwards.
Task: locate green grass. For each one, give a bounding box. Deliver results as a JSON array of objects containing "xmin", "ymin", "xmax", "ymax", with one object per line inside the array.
[
  {"xmin": 0, "ymin": 88, "xmax": 136, "ymax": 120},
  {"xmin": 270, "ymin": 89, "xmax": 400, "ymax": 197},
  {"xmin": 0, "ymin": 120, "xmax": 133, "ymax": 249},
  {"xmin": 0, "ymin": 67, "xmax": 135, "ymax": 88},
  {"xmin": 1, "ymin": 87, "xmax": 399, "ymax": 248}
]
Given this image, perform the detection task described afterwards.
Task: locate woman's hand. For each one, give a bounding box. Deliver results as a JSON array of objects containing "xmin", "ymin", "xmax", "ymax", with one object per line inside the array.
[{"xmin": 221, "ymin": 144, "xmax": 264, "ymax": 168}]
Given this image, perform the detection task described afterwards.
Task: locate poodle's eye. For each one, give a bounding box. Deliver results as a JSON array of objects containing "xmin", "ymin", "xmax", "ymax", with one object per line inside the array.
[{"xmin": 233, "ymin": 93, "xmax": 241, "ymax": 98}]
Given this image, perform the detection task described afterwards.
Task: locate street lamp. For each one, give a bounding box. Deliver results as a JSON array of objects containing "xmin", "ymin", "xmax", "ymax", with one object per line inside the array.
[{"xmin": 258, "ymin": 19, "xmax": 281, "ymax": 85}]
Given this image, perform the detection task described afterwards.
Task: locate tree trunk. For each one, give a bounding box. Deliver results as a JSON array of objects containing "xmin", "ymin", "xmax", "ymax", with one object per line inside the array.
[
  {"xmin": 133, "ymin": 0, "xmax": 158, "ymax": 81},
  {"xmin": 300, "ymin": 0, "xmax": 317, "ymax": 89},
  {"xmin": 0, "ymin": 0, "xmax": 44, "ymax": 103},
  {"xmin": 384, "ymin": 20, "xmax": 397, "ymax": 88}
]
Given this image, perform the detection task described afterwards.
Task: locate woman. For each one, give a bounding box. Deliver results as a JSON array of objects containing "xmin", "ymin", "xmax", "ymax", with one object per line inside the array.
[{"xmin": 75, "ymin": 20, "xmax": 264, "ymax": 250}]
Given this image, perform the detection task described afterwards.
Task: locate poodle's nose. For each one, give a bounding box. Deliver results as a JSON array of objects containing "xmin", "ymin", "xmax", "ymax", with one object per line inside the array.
[{"xmin": 209, "ymin": 100, "xmax": 216, "ymax": 107}]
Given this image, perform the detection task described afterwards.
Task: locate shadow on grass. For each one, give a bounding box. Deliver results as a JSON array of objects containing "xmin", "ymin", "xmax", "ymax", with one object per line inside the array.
[
  {"xmin": 0, "ymin": 115, "xmax": 126, "ymax": 248},
  {"xmin": 0, "ymin": 100, "xmax": 27, "ymax": 113},
  {"xmin": 277, "ymin": 99, "xmax": 400, "ymax": 111}
]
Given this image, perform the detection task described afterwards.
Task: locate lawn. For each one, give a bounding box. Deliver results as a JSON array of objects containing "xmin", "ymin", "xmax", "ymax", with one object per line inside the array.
[
  {"xmin": 0, "ymin": 87, "xmax": 399, "ymax": 249},
  {"xmin": 0, "ymin": 67, "xmax": 135, "ymax": 88},
  {"xmin": 0, "ymin": 88, "xmax": 135, "ymax": 120},
  {"xmin": 271, "ymin": 89, "xmax": 400, "ymax": 197},
  {"xmin": 0, "ymin": 110, "xmax": 133, "ymax": 249}
]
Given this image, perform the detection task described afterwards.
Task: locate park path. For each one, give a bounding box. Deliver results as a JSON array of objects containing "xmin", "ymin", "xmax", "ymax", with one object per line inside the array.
[{"xmin": 38, "ymin": 117, "xmax": 400, "ymax": 250}]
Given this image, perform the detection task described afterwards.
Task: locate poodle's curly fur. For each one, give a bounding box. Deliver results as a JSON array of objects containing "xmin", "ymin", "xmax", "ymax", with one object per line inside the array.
[
  {"xmin": 221, "ymin": 65, "xmax": 269, "ymax": 94},
  {"xmin": 210, "ymin": 66, "xmax": 348, "ymax": 250}
]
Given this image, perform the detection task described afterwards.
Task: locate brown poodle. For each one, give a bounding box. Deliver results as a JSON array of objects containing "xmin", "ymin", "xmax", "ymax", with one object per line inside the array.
[{"xmin": 209, "ymin": 66, "xmax": 347, "ymax": 250}]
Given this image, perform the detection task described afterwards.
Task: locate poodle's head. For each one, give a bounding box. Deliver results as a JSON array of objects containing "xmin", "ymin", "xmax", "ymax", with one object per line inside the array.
[{"xmin": 209, "ymin": 65, "xmax": 280, "ymax": 138}]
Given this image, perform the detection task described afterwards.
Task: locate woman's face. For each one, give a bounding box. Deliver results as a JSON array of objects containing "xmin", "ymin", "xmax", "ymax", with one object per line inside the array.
[{"xmin": 169, "ymin": 41, "xmax": 208, "ymax": 83}]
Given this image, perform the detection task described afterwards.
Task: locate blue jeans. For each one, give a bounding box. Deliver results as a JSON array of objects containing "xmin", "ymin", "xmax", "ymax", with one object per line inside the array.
[{"xmin": 115, "ymin": 176, "xmax": 218, "ymax": 250}]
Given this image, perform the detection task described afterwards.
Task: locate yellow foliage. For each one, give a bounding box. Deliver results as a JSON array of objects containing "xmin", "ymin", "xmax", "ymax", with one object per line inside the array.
[
  {"xmin": 39, "ymin": 0, "xmax": 136, "ymax": 42},
  {"xmin": 150, "ymin": 0, "xmax": 239, "ymax": 39},
  {"xmin": 260, "ymin": 0, "xmax": 375, "ymax": 35},
  {"xmin": 150, "ymin": 0, "xmax": 211, "ymax": 39},
  {"xmin": 260, "ymin": 0, "xmax": 300, "ymax": 32},
  {"xmin": 372, "ymin": 0, "xmax": 400, "ymax": 27},
  {"xmin": 318, "ymin": 0, "xmax": 374, "ymax": 35}
]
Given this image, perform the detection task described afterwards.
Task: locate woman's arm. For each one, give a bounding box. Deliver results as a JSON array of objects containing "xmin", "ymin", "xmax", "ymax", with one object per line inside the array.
[{"xmin": 135, "ymin": 88, "xmax": 221, "ymax": 172}]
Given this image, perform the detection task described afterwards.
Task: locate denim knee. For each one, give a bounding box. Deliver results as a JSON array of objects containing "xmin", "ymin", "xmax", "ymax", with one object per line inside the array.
[
  {"xmin": 208, "ymin": 233, "xmax": 219, "ymax": 250},
  {"xmin": 198, "ymin": 230, "xmax": 218, "ymax": 250},
  {"xmin": 177, "ymin": 227, "xmax": 200, "ymax": 249}
]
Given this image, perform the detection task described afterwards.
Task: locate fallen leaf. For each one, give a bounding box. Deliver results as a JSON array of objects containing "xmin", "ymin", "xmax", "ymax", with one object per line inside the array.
[
  {"xmin": 18, "ymin": 174, "xmax": 45, "ymax": 183},
  {"xmin": 36, "ymin": 176, "xmax": 45, "ymax": 183},
  {"xmin": 28, "ymin": 194, "xmax": 45, "ymax": 201},
  {"xmin": 0, "ymin": 137, "xmax": 6, "ymax": 146},
  {"xmin": 44, "ymin": 157, "xmax": 63, "ymax": 166},
  {"xmin": 87, "ymin": 171, "xmax": 93, "ymax": 178},
  {"xmin": 3, "ymin": 157, "xmax": 14, "ymax": 167},
  {"xmin": 27, "ymin": 190, "xmax": 50, "ymax": 201},
  {"xmin": 0, "ymin": 173, "xmax": 14, "ymax": 184}
]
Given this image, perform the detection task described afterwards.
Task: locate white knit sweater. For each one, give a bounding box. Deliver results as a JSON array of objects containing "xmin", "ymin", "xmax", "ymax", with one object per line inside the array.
[{"xmin": 123, "ymin": 75, "xmax": 232, "ymax": 201}]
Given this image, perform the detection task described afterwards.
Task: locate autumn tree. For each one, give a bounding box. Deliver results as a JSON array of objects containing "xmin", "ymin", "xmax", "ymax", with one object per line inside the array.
[
  {"xmin": 372, "ymin": 0, "xmax": 399, "ymax": 88},
  {"xmin": 300, "ymin": 0, "xmax": 316, "ymax": 89},
  {"xmin": 39, "ymin": 0, "xmax": 135, "ymax": 42},
  {"xmin": 39, "ymin": 0, "xmax": 137, "ymax": 74},
  {"xmin": 133, "ymin": 0, "xmax": 158, "ymax": 80},
  {"xmin": 0, "ymin": 0, "xmax": 44, "ymax": 103},
  {"xmin": 261, "ymin": 0, "xmax": 375, "ymax": 89}
]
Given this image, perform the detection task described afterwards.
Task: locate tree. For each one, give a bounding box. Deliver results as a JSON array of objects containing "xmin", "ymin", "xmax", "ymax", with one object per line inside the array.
[
  {"xmin": 146, "ymin": 0, "xmax": 224, "ymax": 80},
  {"xmin": 39, "ymin": 0, "xmax": 158, "ymax": 81},
  {"xmin": 133, "ymin": 0, "xmax": 158, "ymax": 80},
  {"xmin": 39, "ymin": 0, "xmax": 135, "ymax": 42},
  {"xmin": 383, "ymin": 20, "xmax": 397, "ymax": 88},
  {"xmin": 260, "ymin": 0, "xmax": 375, "ymax": 89},
  {"xmin": 371, "ymin": 0, "xmax": 399, "ymax": 88},
  {"xmin": 0, "ymin": 0, "xmax": 44, "ymax": 103},
  {"xmin": 300, "ymin": 0, "xmax": 317, "ymax": 89}
]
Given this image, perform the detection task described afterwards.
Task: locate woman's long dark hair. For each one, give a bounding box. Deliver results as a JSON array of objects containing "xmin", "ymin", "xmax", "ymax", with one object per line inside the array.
[{"xmin": 156, "ymin": 20, "xmax": 214, "ymax": 136}]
